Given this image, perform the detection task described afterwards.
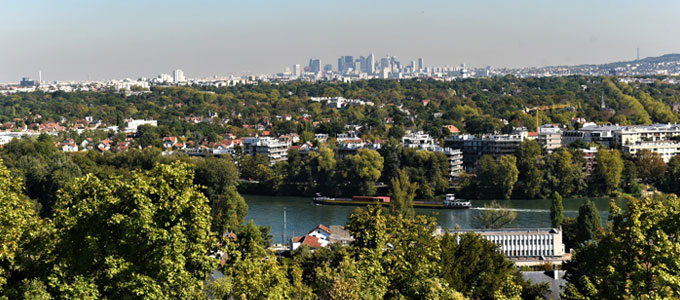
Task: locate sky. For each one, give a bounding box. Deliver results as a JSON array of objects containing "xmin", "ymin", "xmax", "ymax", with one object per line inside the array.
[{"xmin": 1, "ymin": 0, "xmax": 680, "ymax": 82}]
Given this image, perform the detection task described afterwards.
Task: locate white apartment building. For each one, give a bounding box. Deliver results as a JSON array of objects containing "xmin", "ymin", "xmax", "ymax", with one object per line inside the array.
[
  {"xmin": 538, "ymin": 124, "xmax": 562, "ymax": 151},
  {"xmin": 402, "ymin": 131, "xmax": 435, "ymax": 147},
  {"xmin": 124, "ymin": 119, "xmax": 157, "ymax": 133},
  {"xmin": 449, "ymin": 228, "xmax": 565, "ymax": 258},
  {"xmin": 616, "ymin": 123, "xmax": 680, "ymax": 145},
  {"xmin": 623, "ymin": 141, "xmax": 680, "ymax": 163},
  {"xmin": 243, "ymin": 137, "xmax": 289, "ymax": 165},
  {"xmin": 563, "ymin": 123, "xmax": 680, "ymax": 148}
]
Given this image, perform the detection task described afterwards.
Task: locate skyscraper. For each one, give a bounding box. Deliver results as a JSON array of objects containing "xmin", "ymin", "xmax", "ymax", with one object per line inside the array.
[
  {"xmin": 293, "ymin": 64, "xmax": 302, "ymax": 77},
  {"xmin": 173, "ymin": 69, "xmax": 185, "ymax": 83},
  {"xmin": 417, "ymin": 57, "xmax": 424, "ymax": 71},
  {"xmin": 367, "ymin": 53, "xmax": 375, "ymax": 74},
  {"xmin": 308, "ymin": 58, "xmax": 321, "ymax": 73},
  {"xmin": 338, "ymin": 56, "xmax": 353, "ymax": 73}
]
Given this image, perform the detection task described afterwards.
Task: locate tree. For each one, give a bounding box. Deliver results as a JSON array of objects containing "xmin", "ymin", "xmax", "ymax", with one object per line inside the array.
[
  {"xmin": 0, "ymin": 159, "xmax": 54, "ymax": 299},
  {"xmin": 661, "ymin": 155, "xmax": 680, "ymax": 195},
  {"xmin": 550, "ymin": 192, "xmax": 564, "ymax": 228},
  {"xmin": 387, "ymin": 169, "xmax": 418, "ymax": 218},
  {"xmin": 576, "ymin": 199, "xmax": 601, "ymax": 244},
  {"xmin": 593, "ymin": 148, "xmax": 623, "ymax": 195},
  {"xmin": 515, "ymin": 140, "xmax": 545, "ymax": 199},
  {"xmin": 620, "ymin": 159, "xmax": 641, "ymax": 195},
  {"xmin": 544, "ymin": 148, "xmax": 585, "ymax": 197},
  {"xmin": 498, "ymin": 155, "xmax": 519, "ymax": 200},
  {"xmin": 387, "ymin": 126, "xmax": 405, "ymax": 140},
  {"xmin": 305, "ymin": 147, "xmax": 337, "ymax": 195},
  {"xmin": 440, "ymin": 232, "xmax": 543, "ymax": 300},
  {"xmin": 50, "ymin": 162, "xmax": 215, "ymax": 298},
  {"xmin": 475, "ymin": 155, "xmax": 518, "ymax": 200},
  {"xmin": 475, "ymin": 155, "xmax": 499, "ymax": 199},
  {"xmin": 378, "ymin": 139, "xmax": 401, "ymax": 184},
  {"xmin": 339, "ymin": 149, "xmax": 384, "ymax": 196},
  {"xmin": 563, "ymin": 195, "xmax": 680, "ymax": 299},
  {"xmin": 474, "ymin": 201, "xmax": 517, "ymax": 229},
  {"xmin": 635, "ymin": 149, "xmax": 666, "ymax": 184}
]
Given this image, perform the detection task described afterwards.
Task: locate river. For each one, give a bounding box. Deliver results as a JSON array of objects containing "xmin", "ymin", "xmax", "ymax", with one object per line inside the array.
[{"xmin": 243, "ymin": 194, "xmax": 622, "ymax": 243}]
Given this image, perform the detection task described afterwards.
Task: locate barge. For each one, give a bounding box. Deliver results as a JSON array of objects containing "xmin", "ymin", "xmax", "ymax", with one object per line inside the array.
[{"xmin": 313, "ymin": 194, "xmax": 471, "ymax": 209}]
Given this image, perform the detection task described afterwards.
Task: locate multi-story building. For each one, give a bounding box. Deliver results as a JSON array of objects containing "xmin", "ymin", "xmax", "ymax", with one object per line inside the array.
[
  {"xmin": 242, "ymin": 137, "xmax": 289, "ymax": 165},
  {"xmin": 172, "ymin": 69, "xmax": 185, "ymax": 83},
  {"xmin": 615, "ymin": 123, "xmax": 680, "ymax": 145},
  {"xmin": 125, "ymin": 119, "xmax": 157, "ymax": 133},
  {"xmin": 562, "ymin": 125, "xmax": 618, "ymax": 147},
  {"xmin": 563, "ymin": 123, "xmax": 680, "ymax": 148},
  {"xmin": 623, "ymin": 141, "xmax": 680, "ymax": 163},
  {"xmin": 308, "ymin": 59, "xmax": 321, "ymax": 73},
  {"xmin": 447, "ymin": 228, "xmax": 566, "ymax": 258},
  {"xmin": 401, "ymin": 131, "xmax": 435, "ymax": 147},
  {"xmin": 582, "ymin": 147, "xmax": 598, "ymax": 175},
  {"xmin": 444, "ymin": 134, "xmax": 525, "ymax": 171},
  {"xmin": 538, "ymin": 124, "xmax": 562, "ymax": 151},
  {"xmin": 293, "ymin": 64, "xmax": 302, "ymax": 78}
]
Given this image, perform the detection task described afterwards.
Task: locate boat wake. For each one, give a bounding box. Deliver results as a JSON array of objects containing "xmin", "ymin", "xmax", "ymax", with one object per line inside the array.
[{"xmin": 470, "ymin": 207, "xmax": 579, "ymax": 213}]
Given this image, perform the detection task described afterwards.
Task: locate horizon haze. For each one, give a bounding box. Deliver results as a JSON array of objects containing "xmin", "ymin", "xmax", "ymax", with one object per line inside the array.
[{"xmin": 2, "ymin": 0, "xmax": 680, "ymax": 82}]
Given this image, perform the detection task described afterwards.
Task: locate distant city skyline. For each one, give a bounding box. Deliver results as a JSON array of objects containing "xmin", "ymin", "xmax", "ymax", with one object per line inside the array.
[{"xmin": 2, "ymin": 0, "xmax": 680, "ymax": 82}]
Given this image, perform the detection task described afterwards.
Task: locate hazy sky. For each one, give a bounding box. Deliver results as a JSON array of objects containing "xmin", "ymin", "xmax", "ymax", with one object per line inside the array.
[{"xmin": 2, "ymin": 0, "xmax": 680, "ymax": 82}]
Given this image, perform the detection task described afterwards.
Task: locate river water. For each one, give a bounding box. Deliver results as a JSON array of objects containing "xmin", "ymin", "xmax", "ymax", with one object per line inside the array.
[{"xmin": 243, "ymin": 195, "xmax": 622, "ymax": 243}]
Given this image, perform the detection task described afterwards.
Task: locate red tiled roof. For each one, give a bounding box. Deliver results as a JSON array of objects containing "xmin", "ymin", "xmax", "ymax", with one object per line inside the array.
[
  {"xmin": 301, "ymin": 235, "xmax": 323, "ymax": 249},
  {"xmin": 311, "ymin": 224, "xmax": 331, "ymax": 235}
]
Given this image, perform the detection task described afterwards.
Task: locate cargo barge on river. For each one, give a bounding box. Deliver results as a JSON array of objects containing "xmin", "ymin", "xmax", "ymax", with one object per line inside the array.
[{"xmin": 313, "ymin": 194, "xmax": 471, "ymax": 209}]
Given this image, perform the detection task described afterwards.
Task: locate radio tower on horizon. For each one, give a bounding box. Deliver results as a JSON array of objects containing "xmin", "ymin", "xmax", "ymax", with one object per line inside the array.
[{"xmin": 637, "ymin": 47, "xmax": 640, "ymax": 61}]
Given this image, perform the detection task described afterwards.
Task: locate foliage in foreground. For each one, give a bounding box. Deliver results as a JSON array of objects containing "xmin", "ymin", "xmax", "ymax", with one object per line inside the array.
[{"xmin": 563, "ymin": 194, "xmax": 680, "ymax": 299}]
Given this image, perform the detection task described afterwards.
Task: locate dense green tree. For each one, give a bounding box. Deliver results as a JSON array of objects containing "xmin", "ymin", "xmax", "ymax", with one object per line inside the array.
[
  {"xmin": 635, "ymin": 149, "xmax": 666, "ymax": 184},
  {"xmin": 576, "ymin": 199, "xmax": 602, "ymax": 244},
  {"xmin": 620, "ymin": 159, "xmax": 641, "ymax": 195},
  {"xmin": 475, "ymin": 155, "xmax": 518, "ymax": 200},
  {"xmin": 550, "ymin": 191, "xmax": 564, "ymax": 228},
  {"xmin": 339, "ymin": 149, "xmax": 384, "ymax": 196},
  {"xmin": 378, "ymin": 139, "xmax": 402, "ymax": 184},
  {"xmin": 498, "ymin": 155, "xmax": 519, "ymax": 200},
  {"xmin": 387, "ymin": 169, "xmax": 417, "ymax": 218},
  {"xmin": 661, "ymin": 155, "xmax": 680, "ymax": 195},
  {"xmin": 50, "ymin": 162, "xmax": 215, "ymax": 299},
  {"xmin": 593, "ymin": 148, "xmax": 624, "ymax": 195},
  {"xmin": 305, "ymin": 147, "xmax": 338, "ymax": 195},
  {"xmin": 514, "ymin": 140, "xmax": 545, "ymax": 198},
  {"xmin": 543, "ymin": 148, "xmax": 585, "ymax": 197},
  {"xmin": 0, "ymin": 159, "xmax": 54, "ymax": 299},
  {"xmin": 563, "ymin": 195, "xmax": 680, "ymax": 299},
  {"xmin": 387, "ymin": 125, "xmax": 405, "ymax": 140}
]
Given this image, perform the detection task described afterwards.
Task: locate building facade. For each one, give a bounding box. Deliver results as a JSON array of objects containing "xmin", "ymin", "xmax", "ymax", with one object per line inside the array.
[
  {"xmin": 623, "ymin": 141, "xmax": 680, "ymax": 163},
  {"xmin": 243, "ymin": 137, "xmax": 289, "ymax": 165},
  {"xmin": 449, "ymin": 228, "xmax": 566, "ymax": 258},
  {"xmin": 444, "ymin": 134, "xmax": 524, "ymax": 171}
]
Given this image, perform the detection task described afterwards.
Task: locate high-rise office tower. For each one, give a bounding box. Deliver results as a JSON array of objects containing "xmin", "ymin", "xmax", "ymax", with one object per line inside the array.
[
  {"xmin": 367, "ymin": 53, "xmax": 375, "ymax": 74},
  {"xmin": 308, "ymin": 58, "xmax": 321, "ymax": 73},
  {"xmin": 417, "ymin": 57, "xmax": 423, "ymax": 71},
  {"xmin": 338, "ymin": 56, "xmax": 354, "ymax": 73},
  {"xmin": 410, "ymin": 60, "xmax": 416, "ymax": 71},
  {"xmin": 173, "ymin": 69, "xmax": 185, "ymax": 83},
  {"xmin": 380, "ymin": 57, "xmax": 390, "ymax": 72},
  {"xmin": 293, "ymin": 64, "xmax": 302, "ymax": 77}
]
